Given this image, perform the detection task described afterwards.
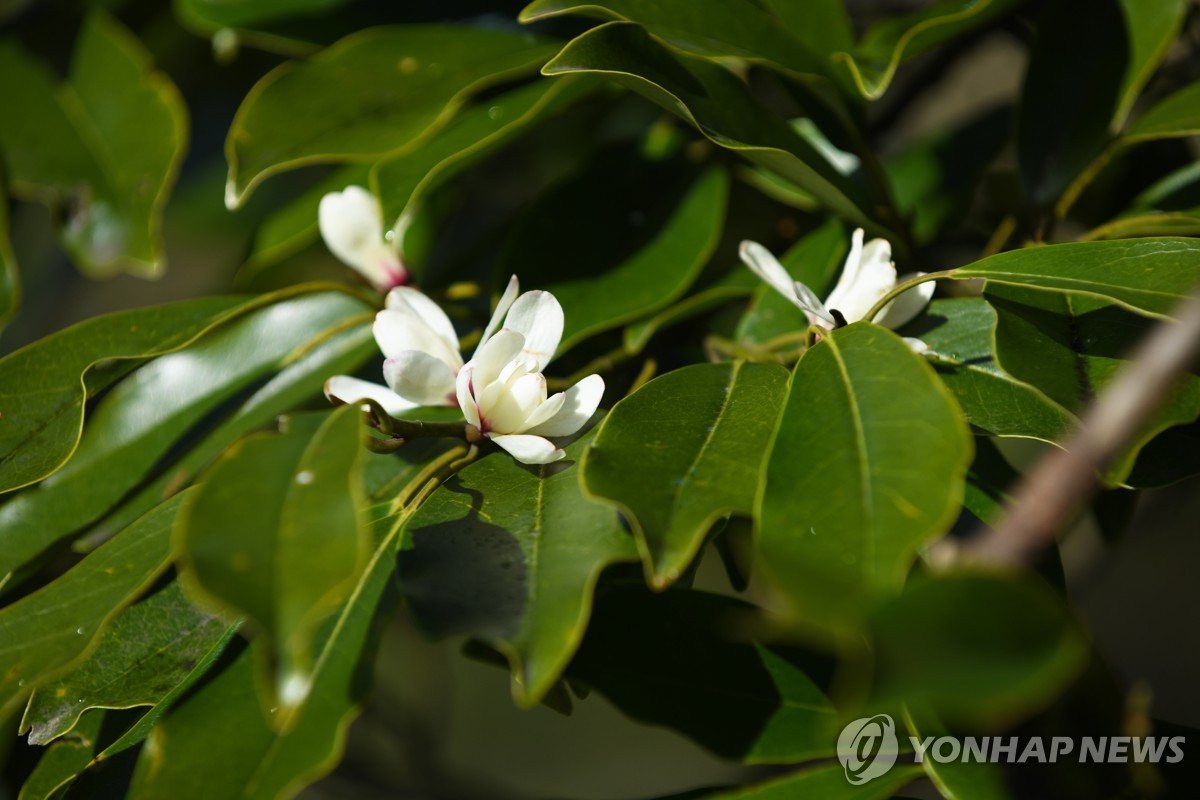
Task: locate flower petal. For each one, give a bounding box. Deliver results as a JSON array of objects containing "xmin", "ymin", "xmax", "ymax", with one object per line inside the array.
[
  {"xmin": 477, "ymin": 275, "xmax": 520, "ymax": 354},
  {"xmin": 739, "ymin": 240, "xmax": 796, "ymax": 301},
  {"xmin": 384, "ymin": 287, "xmax": 460, "ymax": 357},
  {"xmin": 823, "ymin": 229, "xmax": 896, "ymax": 323},
  {"xmin": 373, "ymin": 305, "xmax": 461, "ymax": 368},
  {"xmin": 383, "ymin": 350, "xmax": 458, "ymax": 406},
  {"xmin": 524, "ymin": 374, "xmax": 604, "ymax": 438},
  {"xmin": 488, "ymin": 433, "xmax": 564, "ymax": 464},
  {"xmin": 484, "ymin": 372, "xmax": 547, "ymax": 434},
  {"xmin": 324, "ymin": 375, "xmax": 417, "ymax": 417},
  {"xmin": 520, "ymin": 389, "xmax": 567, "ymax": 431},
  {"xmin": 902, "ymin": 336, "xmax": 931, "ymax": 354},
  {"xmin": 792, "ymin": 281, "xmax": 836, "ymax": 326},
  {"xmin": 318, "ymin": 186, "xmax": 406, "ymax": 290},
  {"xmin": 875, "ymin": 272, "xmax": 936, "ymax": 330},
  {"xmin": 471, "ymin": 328, "xmax": 525, "ymax": 392},
  {"xmin": 503, "ymin": 290, "xmax": 564, "ymax": 371},
  {"xmin": 456, "ymin": 365, "xmax": 480, "ymax": 428}
]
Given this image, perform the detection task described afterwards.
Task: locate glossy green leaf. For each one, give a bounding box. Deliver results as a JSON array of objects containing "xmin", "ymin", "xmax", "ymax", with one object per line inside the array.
[
  {"xmin": 704, "ymin": 762, "xmax": 922, "ymax": 800},
  {"xmin": 17, "ymin": 709, "xmax": 103, "ymax": 800},
  {"xmin": 905, "ymin": 706, "xmax": 1012, "ymax": 800},
  {"xmin": 567, "ymin": 586, "xmax": 838, "ymax": 764},
  {"xmin": 735, "ymin": 219, "xmax": 847, "ymax": 346},
  {"xmin": 0, "ymin": 493, "xmax": 186, "ymax": 719},
  {"xmin": 885, "ymin": 107, "xmax": 1009, "ymax": 244},
  {"xmin": 372, "ymin": 76, "xmax": 595, "ymax": 231},
  {"xmin": 520, "ymin": 0, "xmax": 827, "ymax": 77},
  {"xmin": 400, "ymin": 425, "xmax": 638, "ymax": 706},
  {"xmin": 225, "ymin": 25, "xmax": 557, "ymax": 206},
  {"xmin": 985, "ymin": 283, "xmax": 1200, "ymax": 483},
  {"xmin": 0, "ymin": 291, "xmax": 371, "ymax": 580},
  {"xmin": 582, "ymin": 362, "xmax": 788, "ymax": 587},
  {"xmin": 1017, "ymin": 0, "xmax": 1127, "ymax": 206},
  {"xmin": 174, "ymin": 0, "xmax": 349, "ymax": 34},
  {"xmin": 504, "ymin": 162, "xmax": 729, "ymax": 353},
  {"xmin": 1124, "ymin": 80, "xmax": 1200, "ymax": 143},
  {"xmin": 758, "ymin": 323, "xmax": 973, "ymax": 635},
  {"xmin": 542, "ymin": 22, "xmax": 877, "ymax": 229},
  {"xmin": 620, "ymin": 267, "xmax": 756, "ymax": 355},
  {"xmin": 953, "ymin": 238, "xmax": 1200, "ymax": 319},
  {"xmin": 1113, "ymin": 0, "xmax": 1187, "ymax": 127},
  {"xmin": 757, "ymin": 0, "xmax": 854, "ymax": 63},
  {"xmin": 837, "ymin": 0, "xmax": 1023, "ymax": 100},
  {"xmin": 178, "ymin": 406, "xmax": 369, "ymax": 716},
  {"xmin": 910, "ymin": 298, "xmax": 1076, "ymax": 443},
  {"xmin": 1083, "ymin": 211, "xmax": 1200, "ymax": 241},
  {"xmin": 22, "ymin": 580, "xmax": 235, "ymax": 747},
  {"xmin": 0, "ymin": 12, "xmax": 187, "ymax": 277},
  {"xmin": 130, "ymin": 498, "xmax": 404, "ymax": 799},
  {"xmin": 0, "ymin": 176, "xmax": 17, "ymax": 329},
  {"xmin": 869, "ymin": 573, "xmax": 1088, "ymax": 726}
]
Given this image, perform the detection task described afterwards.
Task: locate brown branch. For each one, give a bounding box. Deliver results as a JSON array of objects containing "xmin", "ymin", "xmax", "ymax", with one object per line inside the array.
[{"xmin": 957, "ymin": 290, "xmax": 1200, "ymax": 566}]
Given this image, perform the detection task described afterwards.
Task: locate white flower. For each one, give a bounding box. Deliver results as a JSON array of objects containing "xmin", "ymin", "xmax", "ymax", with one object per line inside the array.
[
  {"xmin": 318, "ymin": 186, "xmax": 409, "ymax": 291},
  {"xmin": 325, "ymin": 277, "xmax": 604, "ymax": 465},
  {"xmin": 739, "ymin": 229, "xmax": 934, "ymax": 344}
]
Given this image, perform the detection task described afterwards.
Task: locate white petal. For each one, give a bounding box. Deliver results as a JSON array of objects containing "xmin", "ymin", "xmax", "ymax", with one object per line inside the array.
[
  {"xmin": 792, "ymin": 281, "xmax": 836, "ymax": 327},
  {"xmin": 477, "ymin": 356, "xmax": 535, "ymax": 415},
  {"xmin": 875, "ymin": 272, "xmax": 936, "ymax": 330},
  {"xmin": 903, "ymin": 336, "xmax": 931, "ymax": 354},
  {"xmin": 524, "ymin": 374, "xmax": 604, "ymax": 438},
  {"xmin": 739, "ymin": 240, "xmax": 797, "ymax": 301},
  {"xmin": 488, "ymin": 433, "xmax": 564, "ymax": 464},
  {"xmin": 520, "ymin": 390, "xmax": 567, "ymax": 431},
  {"xmin": 484, "ymin": 372, "xmax": 547, "ymax": 434},
  {"xmin": 456, "ymin": 365, "xmax": 480, "ymax": 428},
  {"xmin": 477, "ymin": 275, "xmax": 520, "ymax": 354},
  {"xmin": 502, "ymin": 290, "xmax": 564, "ymax": 372},
  {"xmin": 383, "ymin": 351, "xmax": 458, "ymax": 406},
  {"xmin": 470, "ymin": 328, "xmax": 525, "ymax": 392},
  {"xmin": 384, "ymin": 287, "xmax": 460, "ymax": 357},
  {"xmin": 373, "ymin": 306, "xmax": 461, "ymax": 368},
  {"xmin": 324, "ymin": 375, "xmax": 417, "ymax": 417},
  {"xmin": 318, "ymin": 186, "xmax": 406, "ymax": 290},
  {"xmin": 823, "ymin": 230, "xmax": 896, "ymax": 324}
]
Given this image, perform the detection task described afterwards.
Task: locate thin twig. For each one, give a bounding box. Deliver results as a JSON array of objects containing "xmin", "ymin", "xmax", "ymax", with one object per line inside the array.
[{"xmin": 957, "ymin": 291, "xmax": 1200, "ymax": 566}]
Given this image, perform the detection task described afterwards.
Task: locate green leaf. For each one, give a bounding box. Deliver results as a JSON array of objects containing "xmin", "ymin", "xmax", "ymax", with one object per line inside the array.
[
  {"xmin": 567, "ymin": 586, "xmax": 838, "ymax": 764},
  {"xmin": 758, "ymin": 323, "xmax": 973, "ymax": 635},
  {"xmin": 174, "ymin": 0, "xmax": 350, "ymax": 54},
  {"xmin": 129, "ymin": 499, "xmax": 404, "ymax": 799},
  {"xmin": 17, "ymin": 709, "xmax": 104, "ymax": 800},
  {"xmin": 985, "ymin": 283, "xmax": 1200, "ymax": 483},
  {"xmin": 372, "ymin": 76, "xmax": 596, "ymax": 232},
  {"xmin": 836, "ymin": 0, "xmax": 1023, "ymax": 101},
  {"xmin": 178, "ymin": 406, "xmax": 369, "ymax": 717},
  {"xmin": 961, "ymin": 436, "xmax": 1021, "ymax": 527},
  {"xmin": 0, "ymin": 493, "xmax": 186, "ymax": 719},
  {"xmin": 1083, "ymin": 211, "xmax": 1200, "ymax": 241},
  {"xmin": 1124, "ymin": 80, "xmax": 1200, "ymax": 143},
  {"xmin": 620, "ymin": 268, "xmax": 756, "ymax": 355},
  {"xmin": 909, "ymin": 298, "xmax": 1076, "ymax": 443},
  {"xmin": 225, "ymin": 25, "xmax": 558, "ymax": 206},
  {"xmin": 758, "ymin": 0, "xmax": 854, "ymax": 63},
  {"xmin": 904, "ymin": 706, "xmax": 1013, "ymax": 800},
  {"xmin": 952, "ymin": 238, "xmax": 1200, "ymax": 319},
  {"xmin": 885, "ymin": 107, "xmax": 1009, "ymax": 244},
  {"xmin": 581, "ymin": 362, "xmax": 788, "ymax": 587},
  {"xmin": 703, "ymin": 762, "xmax": 922, "ymax": 799},
  {"xmin": 503, "ymin": 161, "xmax": 729, "ymax": 354},
  {"xmin": 1112, "ymin": 0, "xmax": 1187, "ymax": 127},
  {"xmin": 735, "ymin": 219, "xmax": 847, "ymax": 346},
  {"xmin": 1017, "ymin": 0, "xmax": 1127, "ymax": 206},
  {"xmin": 0, "ymin": 176, "xmax": 17, "ymax": 329},
  {"xmin": 542, "ymin": 22, "xmax": 877, "ymax": 230},
  {"xmin": 21, "ymin": 580, "xmax": 235, "ymax": 747},
  {"xmin": 399, "ymin": 425, "xmax": 638, "ymax": 706},
  {"xmin": 869, "ymin": 573, "xmax": 1088, "ymax": 726},
  {"xmin": 0, "ymin": 290, "xmax": 371, "ymax": 581},
  {"xmin": 0, "ymin": 12, "xmax": 187, "ymax": 277},
  {"xmin": 520, "ymin": 0, "xmax": 827, "ymax": 77}
]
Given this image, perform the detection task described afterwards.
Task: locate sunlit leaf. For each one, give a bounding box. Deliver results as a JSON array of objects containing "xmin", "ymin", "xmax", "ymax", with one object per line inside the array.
[
  {"xmin": 225, "ymin": 25, "xmax": 557, "ymax": 206},
  {"xmin": 582, "ymin": 362, "xmax": 788, "ymax": 587},
  {"xmin": 758, "ymin": 324, "xmax": 973, "ymax": 635}
]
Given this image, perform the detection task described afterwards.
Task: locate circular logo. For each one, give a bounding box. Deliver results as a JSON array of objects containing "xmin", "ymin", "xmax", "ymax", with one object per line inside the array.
[{"xmin": 837, "ymin": 714, "xmax": 899, "ymax": 784}]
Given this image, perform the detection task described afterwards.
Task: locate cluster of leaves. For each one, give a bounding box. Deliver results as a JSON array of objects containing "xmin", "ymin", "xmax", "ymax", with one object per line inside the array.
[{"xmin": 1, "ymin": 1, "xmax": 1200, "ymax": 798}]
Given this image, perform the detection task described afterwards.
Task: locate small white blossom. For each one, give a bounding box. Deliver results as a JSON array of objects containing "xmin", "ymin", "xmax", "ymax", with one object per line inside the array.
[
  {"xmin": 318, "ymin": 186, "xmax": 409, "ymax": 291},
  {"xmin": 739, "ymin": 228, "xmax": 934, "ymax": 349},
  {"xmin": 325, "ymin": 277, "xmax": 603, "ymax": 464}
]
